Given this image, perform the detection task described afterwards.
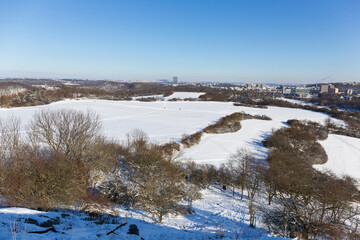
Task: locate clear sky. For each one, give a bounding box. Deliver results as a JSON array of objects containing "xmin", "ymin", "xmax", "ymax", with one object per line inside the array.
[{"xmin": 0, "ymin": 0, "xmax": 359, "ymax": 83}]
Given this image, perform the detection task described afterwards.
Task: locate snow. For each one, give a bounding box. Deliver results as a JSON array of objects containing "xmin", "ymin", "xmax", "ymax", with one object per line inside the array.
[
  {"xmin": 182, "ymin": 119, "xmax": 284, "ymax": 167},
  {"xmin": 131, "ymin": 94, "xmax": 164, "ymax": 100},
  {"xmin": 314, "ymin": 134, "xmax": 360, "ymax": 182},
  {"xmin": 164, "ymin": 92, "xmax": 205, "ymax": 100},
  {"xmin": 131, "ymin": 92, "xmax": 205, "ymax": 101},
  {"xmin": 277, "ymin": 97, "xmax": 313, "ymax": 106},
  {"xmin": 0, "ymin": 97, "xmax": 344, "ymax": 168},
  {"xmin": 0, "ymin": 86, "xmax": 27, "ymax": 96},
  {"xmin": 0, "ymin": 99, "xmax": 342, "ymax": 145},
  {"xmin": 0, "ymin": 207, "xmax": 44, "ymax": 215},
  {"xmin": 0, "ymin": 97, "xmax": 356, "ymax": 239},
  {"xmin": 0, "ymin": 187, "xmax": 286, "ymax": 239}
]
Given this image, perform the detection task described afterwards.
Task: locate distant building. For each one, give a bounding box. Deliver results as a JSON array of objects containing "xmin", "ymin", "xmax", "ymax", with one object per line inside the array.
[
  {"xmin": 320, "ymin": 84, "xmax": 338, "ymax": 94},
  {"xmin": 283, "ymin": 88, "xmax": 292, "ymax": 95},
  {"xmin": 245, "ymin": 83, "xmax": 254, "ymax": 89},
  {"xmin": 346, "ymin": 89, "xmax": 353, "ymax": 95},
  {"xmin": 320, "ymin": 84, "xmax": 330, "ymax": 93},
  {"xmin": 291, "ymin": 87, "xmax": 310, "ymax": 97},
  {"xmin": 173, "ymin": 76, "xmax": 178, "ymax": 85},
  {"xmin": 329, "ymin": 86, "xmax": 339, "ymax": 94}
]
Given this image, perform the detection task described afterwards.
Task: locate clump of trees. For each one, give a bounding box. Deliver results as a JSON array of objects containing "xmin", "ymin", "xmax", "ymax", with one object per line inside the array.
[
  {"xmin": 181, "ymin": 112, "xmax": 272, "ymax": 149},
  {"xmin": 262, "ymin": 120, "xmax": 360, "ymax": 239},
  {"xmin": 264, "ymin": 120, "xmax": 328, "ymax": 165},
  {"xmin": 0, "ymin": 110, "xmax": 115, "ymax": 208},
  {"xmin": 204, "ymin": 112, "xmax": 271, "ymax": 134}
]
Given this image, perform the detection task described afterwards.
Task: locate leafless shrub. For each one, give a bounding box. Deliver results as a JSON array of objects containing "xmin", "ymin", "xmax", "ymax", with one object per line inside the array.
[{"xmin": 181, "ymin": 131, "xmax": 203, "ymax": 148}]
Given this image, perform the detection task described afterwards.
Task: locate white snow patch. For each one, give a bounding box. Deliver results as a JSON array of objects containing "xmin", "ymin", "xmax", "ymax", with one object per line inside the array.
[
  {"xmin": 277, "ymin": 97, "xmax": 313, "ymax": 106},
  {"xmin": 164, "ymin": 92, "xmax": 205, "ymax": 100},
  {"xmin": 0, "ymin": 187, "xmax": 287, "ymax": 239},
  {"xmin": 314, "ymin": 134, "xmax": 360, "ymax": 183},
  {"xmin": 0, "ymin": 207, "xmax": 44, "ymax": 215},
  {"xmin": 183, "ymin": 119, "xmax": 284, "ymax": 167},
  {"xmin": 131, "ymin": 94, "xmax": 164, "ymax": 100}
]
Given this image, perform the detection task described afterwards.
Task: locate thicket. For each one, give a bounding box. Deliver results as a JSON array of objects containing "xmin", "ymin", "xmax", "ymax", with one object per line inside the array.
[
  {"xmin": 181, "ymin": 112, "xmax": 271, "ymax": 148},
  {"xmin": 0, "ymin": 110, "xmax": 112, "ymax": 208},
  {"xmin": 0, "ymin": 111, "xmax": 200, "ymax": 223},
  {"xmin": 315, "ymin": 92, "xmax": 360, "ymax": 110},
  {"xmin": 181, "ymin": 131, "xmax": 203, "ymax": 148},
  {"xmin": 262, "ymin": 120, "xmax": 360, "ymax": 239},
  {"xmin": 203, "ymin": 112, "xmax": 271, "ymax": 134}
]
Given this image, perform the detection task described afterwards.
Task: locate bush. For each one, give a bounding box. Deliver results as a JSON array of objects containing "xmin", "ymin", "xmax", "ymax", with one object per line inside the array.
[
  {"xmin": 181, "ymin": 131, "xmax": 203, "ymax": 148},
  {"xmin": 203, "ymin": 112, "xmax": 271, "ymax": 134},
  {"xmin": 0, "ymin": 110, "xmax": 117, "ymax": 209}
]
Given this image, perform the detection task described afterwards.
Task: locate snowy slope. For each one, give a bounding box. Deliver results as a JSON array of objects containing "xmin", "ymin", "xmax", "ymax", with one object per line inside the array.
[
  {"xmin": 131, "ymin": 92, "xmax": 205, "ymax": 101},
  {"xmin": 314, "ymin": 134, "xmax": 360, "ymax": 182},
  {"xmin": 182, "ymin": 119, "xmax": 284, "ymax": 167},
  {"xmin": 0, "ymin": 98, "xmax": 343, "ymax": 167},
  {"xmin": 164, "ymin": 92, "xmax": 205, "ymax": 100},
  {"xmin": 0, "ymin": 187, "xmax": 285, "ymax": 240},
  {"xmin": 0, "ymin": 99, "xmax": 341, "ymax": 145}
]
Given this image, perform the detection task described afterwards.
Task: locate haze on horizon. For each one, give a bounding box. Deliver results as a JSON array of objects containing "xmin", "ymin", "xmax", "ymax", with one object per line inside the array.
[{"xmin": 0, "ymin": 0, "xmax": 359, "ymax": 84}]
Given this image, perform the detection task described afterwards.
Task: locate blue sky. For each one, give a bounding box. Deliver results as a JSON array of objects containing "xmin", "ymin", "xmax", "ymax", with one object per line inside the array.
[{"xmin": 0, "ymin": 0, "xmax": 359, "ymax": 83}]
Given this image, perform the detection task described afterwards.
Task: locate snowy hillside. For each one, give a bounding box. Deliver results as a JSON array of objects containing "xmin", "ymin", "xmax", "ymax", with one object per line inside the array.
[
  {"xmin": 0, "ymin": 98, "xmax": 344, "ymax": 168},
  {"xmin": 132, "ymin": 92, "xmax": 205, "ymax": 101},
  {"xmin": 0, "ymin": 187, "xmax": 285, "ymax": 240},
  {"xmin": 0, "ymin": 99, "xmax": 341, "ymax": 144},
  {"xmin": 182, "ymin": 119, "xmax": 284, "ymax": 167},
  {"xmin": 0, "ymin": 98, "xmax": 343, "ymax": 169},
  {"xmin": 314, "ymin": 134, "xmax": 360, "ymax": 183},
  {"xmin": 164, "ymin": 92, "xmax": 205, "ymax": 100}
]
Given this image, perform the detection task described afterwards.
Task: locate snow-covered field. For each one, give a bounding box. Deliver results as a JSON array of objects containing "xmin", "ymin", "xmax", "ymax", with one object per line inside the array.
[
  {"xmin": 0, "ymin": 98, "xmax": 340, "ymax": 145},
  {"xmin": 314, "ymin": 134, "xmax": 360, "ymax": 183},
  {"xmin": 0, "ymin": 97, "xmax": 342, "ymax": 166},
  {"xmin": 132, "ymin": 92, "xmax": 205, "ymax": 101}
]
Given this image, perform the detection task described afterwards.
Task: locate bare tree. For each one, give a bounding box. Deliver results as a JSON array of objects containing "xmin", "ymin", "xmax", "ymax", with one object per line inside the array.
[
  {"xmin": 27, "ymin": 109, "xmax": 102, "ymax": 163},
  {"xmin": 227, "ymin": 148, "xmax": 253, "ymax": 199}
]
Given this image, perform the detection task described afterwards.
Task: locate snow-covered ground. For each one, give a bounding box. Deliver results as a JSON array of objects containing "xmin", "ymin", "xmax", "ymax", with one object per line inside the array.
[
  {"xmin": 314, "ymin": 134, "xmax": 360, "ymax": 183},
  {"xmin": 164, "ymin": 92, "xmax": 205, "ymax": 100},
  {"xmin": 277, "ymin": 97, "xmax": 313, "ymax": 106},
  {"xmin": 131, "ymin": 94, "xmax": 164, "ymax": 100},
  {"xmin": 131, "ymin": 92, "xmax": 205, "ymax": 101},
  {"xmin": 0, "ymin": 98, "xmax": 341, "ymax": 145},
  {"xmin": 182, "ymin": 119, "xmax": 284, "ymax": 167},
  {"xmin": 0, "ymin": 187, "xmax": 285, "ymax": 240},
  {"xmin": 0, "ymin": 98, "xmax": 344, "ymax": 167}
]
